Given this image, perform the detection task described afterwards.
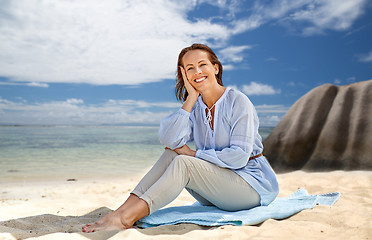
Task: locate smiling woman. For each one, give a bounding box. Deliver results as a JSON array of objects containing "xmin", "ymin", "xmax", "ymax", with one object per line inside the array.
[
  {"xmin": 82, "ymin": 43, "xmax": 279, "ymax": 233},
  {"xmin": 175, "ymin": 44, "xmax": 223, "ymax": 102}
]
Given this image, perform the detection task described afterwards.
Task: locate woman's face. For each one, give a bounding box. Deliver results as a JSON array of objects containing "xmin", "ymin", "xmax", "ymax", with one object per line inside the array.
[{"xmin": 182, "ymin": 50, "xmax": 219, "ymax": 92}]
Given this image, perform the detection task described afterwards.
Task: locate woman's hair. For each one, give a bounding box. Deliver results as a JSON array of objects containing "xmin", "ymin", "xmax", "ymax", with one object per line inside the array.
[{"xmin": 175, "ymin": 43, "xmax": 223, "ymax": 102}]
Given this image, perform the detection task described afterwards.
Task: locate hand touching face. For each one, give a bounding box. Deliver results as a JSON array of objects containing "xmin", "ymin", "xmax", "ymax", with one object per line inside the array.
[{"xmin": 182, "ymin": 50, "xmax": 219, "ymax": 93}]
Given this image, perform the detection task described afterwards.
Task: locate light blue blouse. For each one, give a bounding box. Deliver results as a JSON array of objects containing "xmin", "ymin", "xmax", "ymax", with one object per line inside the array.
[{"xmin": 159, "ymin": 87, "xmax": 279, "ymax": 206}]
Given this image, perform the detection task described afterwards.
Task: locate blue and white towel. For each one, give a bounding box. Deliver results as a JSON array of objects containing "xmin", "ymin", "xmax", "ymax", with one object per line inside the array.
[{"xmin": 136, "ymin": 188, "xmax": 341, "ymax": 228}]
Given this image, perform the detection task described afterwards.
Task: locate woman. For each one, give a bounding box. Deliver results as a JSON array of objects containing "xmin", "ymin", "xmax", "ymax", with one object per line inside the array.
[{"xmin": 82, "ymin": 43, "xmax": 279, "ymax": 232}]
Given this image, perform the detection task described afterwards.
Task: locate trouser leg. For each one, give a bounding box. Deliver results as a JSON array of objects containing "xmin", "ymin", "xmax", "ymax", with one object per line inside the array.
[
  {"xmin": 131, "ymin": 149, "xmax": 178, "ymax": 197},
  {"xmin": 186, "ymin": 188, "xmax": 213, "ymax": 206},
  {"xmin": 139, "ymin": 154, "xmax": 261, "ymax": 214}
]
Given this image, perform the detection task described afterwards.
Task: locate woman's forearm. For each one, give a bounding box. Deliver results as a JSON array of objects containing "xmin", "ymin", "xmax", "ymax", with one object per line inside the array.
[{"xmin": 182, "ymin": 94, "xmax": 198, "ymax": 112}]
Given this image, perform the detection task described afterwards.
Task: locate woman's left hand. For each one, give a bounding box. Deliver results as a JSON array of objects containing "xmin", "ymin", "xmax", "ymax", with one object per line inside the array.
[{"xmin": 168, "ymin": 145, "xmax": 196, "ymax": 157}]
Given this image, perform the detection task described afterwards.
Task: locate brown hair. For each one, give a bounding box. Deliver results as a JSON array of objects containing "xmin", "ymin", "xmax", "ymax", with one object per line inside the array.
[{"xmin": 175, "ymin": 43, "xmax": 223, "ymax": 102}]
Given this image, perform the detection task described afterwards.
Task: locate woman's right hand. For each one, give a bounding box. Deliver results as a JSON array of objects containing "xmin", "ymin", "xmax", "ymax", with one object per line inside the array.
[
  {"xmin": 165, "ymin": 145, "xmax": 196, "ymax": 157},
  {"xmin": 180, "ymin": 67, "xmax": 199, "ymax": 112},
  {"xmin": 180, "ymin": 67, "xmax": 199, "ymax": 100}
]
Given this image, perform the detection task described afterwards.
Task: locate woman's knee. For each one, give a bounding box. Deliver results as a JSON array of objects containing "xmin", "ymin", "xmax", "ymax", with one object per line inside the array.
[
  {"xmin": 157, "ymin": 149, "xmax": 178, "ymax": 166},
  {"xmin": 172, "ymin": 154, "xmax": 196, "ymax": 169},
  {"xmin": 164, "ymin": 148, "xmax": 178, "ymax": 158}
]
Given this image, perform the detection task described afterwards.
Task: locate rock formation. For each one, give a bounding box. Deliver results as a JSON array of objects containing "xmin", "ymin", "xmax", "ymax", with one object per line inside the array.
[{"xmin": 263, "ymin": 79, "xmax": 372, "ymax": 172}]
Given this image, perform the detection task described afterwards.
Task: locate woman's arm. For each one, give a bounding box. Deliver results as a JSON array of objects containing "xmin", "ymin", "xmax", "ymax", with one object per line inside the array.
[{"xmin": 159, "ymin": 67, "xmax": 199, "ymax": 150}]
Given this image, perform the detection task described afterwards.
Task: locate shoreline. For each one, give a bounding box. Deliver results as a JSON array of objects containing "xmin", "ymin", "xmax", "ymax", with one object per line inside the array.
[
  {"xmin": 1, "ymin": 170, "xmax": 371, "ymax": 239},
  {"xmin": 1, "ymin": 169, "xmax": 369, "ymax": 190},
  {"xmin": 0, "ymin": 168, "xmax": 151, "ymax": 185}
]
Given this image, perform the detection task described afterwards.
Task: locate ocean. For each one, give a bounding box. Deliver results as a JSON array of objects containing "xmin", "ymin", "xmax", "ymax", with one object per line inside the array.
[{"xmin": 0, "ymin": 126, "xmax": 274, "ymax": 182}]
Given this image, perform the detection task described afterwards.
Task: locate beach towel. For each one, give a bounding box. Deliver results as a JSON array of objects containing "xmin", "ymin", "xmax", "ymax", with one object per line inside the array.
[{"xmin": 136, "ymin": 188, "xmax": 341, "ymax": 228}]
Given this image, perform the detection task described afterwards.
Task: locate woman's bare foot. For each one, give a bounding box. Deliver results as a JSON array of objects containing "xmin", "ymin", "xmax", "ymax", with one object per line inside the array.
[
  {"xmin": 82, "ymin": 197, "xmax": 149, "ymax": 233},
  {"xmin": 82, "ymin": 210, "xmax": 132, "ymax": 233}
]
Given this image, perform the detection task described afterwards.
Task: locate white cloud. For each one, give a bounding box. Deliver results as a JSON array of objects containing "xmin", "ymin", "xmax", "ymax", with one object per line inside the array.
[
  {"xmin": 347, "ymin": 76, "xmax": 357, "ymax": 83},
  {"xmin": 106, "ymin": 99, "xmax": 181, "ymax": 109},
  {"xmin": 255, "ymin": 104, "xmax": 290, "ymax": 126},
  {"xmin": 66, "ymin": 98, "xmax": 84, "ymax": 105},
  {"xmin": 0, "ymin": 96, "xmax": 286, "ymax": 126},
  {"xmin": 27, "ymin": 82, "xmax": 49, "ymax": 88},
  {"xmin": 0, "ymin": 0, "xmax": 368, "ymax": 87},
  {"xmin": 0, "ymin": 97, "xmax": 181, "ymax": 125},
  {"xmin": 0, "ymin": 0, "xmax": 230, "ymax": 86},
  {"xmin": 265, "ymin": 57, "xmax": 278, "ymax": 62},
  {"xmin": 230, "ymin": 14, "xmax": 264, "ymax": 34},
  {"xmin": 232, "ymin": 0, "xmax": 368, "ymax": 35},
  {"xmin": 221, "ymin": 64, "xmax": 235, "ymax": 71},
  {"xmin": 258, "ymin": 115, "xmax": 282, "ymax": 127},
  {"xmin": 240, "ymin": 82, "xmax": 281, "ymax": 96},
  {"xmin": 218, "ymin": 45, "xmax": 253, "ymax": 63},
  {"xmin": 358, "ymin": 50, "xmax": 372, "ymax": 63},
  {"xmin": 227, "ymin": 85, "xmax": 238, "ymax": 90},
  {"xmin": 333, "ymin": 78, "xmax": 342, "ymax": 85},
  {"xmin": 289, "ymin": 0, "xmax": 368, "ymax": 35},
  {"xmin": 0, "ymin": 81, "xmax": 49, "ymax": 88},
  {"xmin": 255, "ymin": 104, "xmax": 289, "ymax": 113}
]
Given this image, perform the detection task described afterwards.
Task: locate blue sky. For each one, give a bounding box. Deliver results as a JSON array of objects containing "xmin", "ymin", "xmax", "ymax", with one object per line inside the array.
[{"xmin": 0, "ymin": 0, "xmax": 371, "ymax": 126}]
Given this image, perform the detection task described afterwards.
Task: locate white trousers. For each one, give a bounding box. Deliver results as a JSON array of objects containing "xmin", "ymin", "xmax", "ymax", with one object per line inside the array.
[{"xmin": 131, "ymin": 149, "xmax": 260, "ymax": 214}]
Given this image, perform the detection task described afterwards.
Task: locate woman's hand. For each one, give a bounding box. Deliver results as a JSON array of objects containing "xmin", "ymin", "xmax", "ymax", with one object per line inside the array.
[
  {"xmin": 180, "ymin": 67, "xmax": 199, "ymax": 99},
  {"xmin": 166, "ymin": 145, "xmax": 196, "ymax": 157},
  {"xmin": 175, "ymin": 145, "xmax": 196, "ymax": 157},
  {"xmin": 180, "ymin": 67, "xmax": 199, "ymax": 112}
]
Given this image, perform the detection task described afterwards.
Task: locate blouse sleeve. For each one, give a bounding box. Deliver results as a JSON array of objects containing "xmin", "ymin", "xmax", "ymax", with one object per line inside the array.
[
  {"xmin": 158, "ymin": 108, "xmax": 193, "ymax": 149},
  {"xmin": 195, "ymin": 94, "xmax": 258, "ymax": 169}
]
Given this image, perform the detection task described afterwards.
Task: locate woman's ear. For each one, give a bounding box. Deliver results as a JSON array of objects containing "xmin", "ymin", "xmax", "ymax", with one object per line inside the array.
[{"xmin": 214, "ymin": 64, "xmax": 219, "ymax": 75}]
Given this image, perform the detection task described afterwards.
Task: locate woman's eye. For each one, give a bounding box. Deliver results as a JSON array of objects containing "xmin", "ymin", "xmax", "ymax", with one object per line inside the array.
[{"xmin": 187, "ymin": 67, "xmax": 193, "ymax": 71}]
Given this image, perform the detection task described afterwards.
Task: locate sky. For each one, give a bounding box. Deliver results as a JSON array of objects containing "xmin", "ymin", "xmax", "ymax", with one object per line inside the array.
[{"xmin": 0, "ymin": 0, "xmax": 371, "ymax": 126}]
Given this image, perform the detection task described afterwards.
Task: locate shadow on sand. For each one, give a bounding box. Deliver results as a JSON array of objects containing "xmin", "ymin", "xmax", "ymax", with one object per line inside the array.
[{"xmin": 0, "ymin": 207, "xmax": 210, "ymax": 240}]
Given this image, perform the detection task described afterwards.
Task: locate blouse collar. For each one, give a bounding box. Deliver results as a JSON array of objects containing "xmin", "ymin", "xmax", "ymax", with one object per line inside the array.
[{"xmin": 198, "ymin": 87, "xmax": 231, "ymax": 109}]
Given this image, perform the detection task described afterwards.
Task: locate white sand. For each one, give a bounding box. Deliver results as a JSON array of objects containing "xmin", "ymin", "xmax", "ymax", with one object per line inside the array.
[{"xmin": 1, "ymin": 170, "xmax": 371, "ymax": 240}]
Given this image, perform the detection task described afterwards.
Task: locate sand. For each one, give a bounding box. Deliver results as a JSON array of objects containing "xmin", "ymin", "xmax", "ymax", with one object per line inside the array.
[{"xmin": 0, "ymin": 170, "xmax": 371, "ymax": 240}]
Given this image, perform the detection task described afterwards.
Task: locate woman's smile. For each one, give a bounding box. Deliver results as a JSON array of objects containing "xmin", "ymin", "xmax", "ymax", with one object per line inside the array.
[{"xmin": 194, "ymin": 76, "xmax": 207, "ymax": 83}]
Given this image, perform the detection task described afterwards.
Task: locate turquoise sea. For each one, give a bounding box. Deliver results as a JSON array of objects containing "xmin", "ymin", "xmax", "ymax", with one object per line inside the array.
[{"xmin": 0, "ymin": 126, "xmax": 274, "ymax": 182}]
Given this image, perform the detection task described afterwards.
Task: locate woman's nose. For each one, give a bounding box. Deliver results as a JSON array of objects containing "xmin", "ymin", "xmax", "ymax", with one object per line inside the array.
[{"xmin": 195, "ymin": 66, "xmax": 202, "ymax": 73}]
